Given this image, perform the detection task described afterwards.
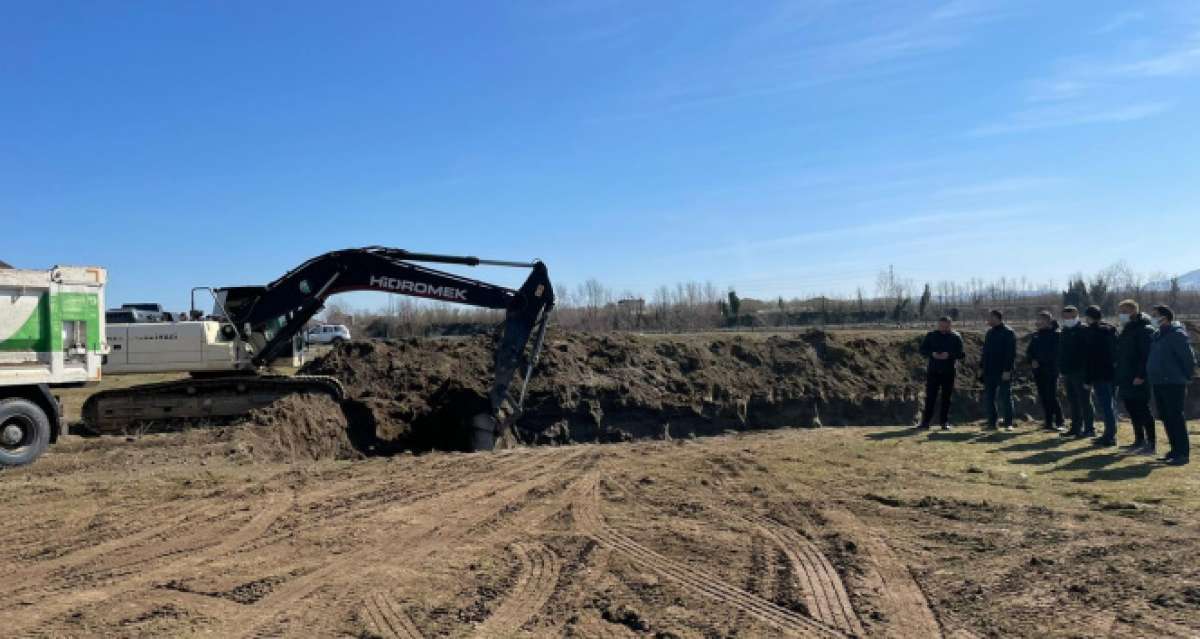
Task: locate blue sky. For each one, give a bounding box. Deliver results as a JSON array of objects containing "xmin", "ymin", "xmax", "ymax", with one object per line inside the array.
[{"xmin": 3, "ymin": 1, "xmax": 1199, "ymax": 311}]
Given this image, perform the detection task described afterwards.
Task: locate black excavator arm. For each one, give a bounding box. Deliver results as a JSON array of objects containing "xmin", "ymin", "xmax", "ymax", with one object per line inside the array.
[{"xmin": 213, "ymin": 247, "xmax": 555, "ymax": 428}]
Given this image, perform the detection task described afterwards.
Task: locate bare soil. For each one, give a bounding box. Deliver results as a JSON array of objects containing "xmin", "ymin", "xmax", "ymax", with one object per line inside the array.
[
  {"xmin": 300, "ymin": 330, "xmax": 1200, "ymax": 452},
  {"xmin": 7, "ymin": 328, "xmax": 1196, "ymax": 638},
  {"xmin": 3, "ymin": 419, "xmax": 1198, "ymax": 638}
]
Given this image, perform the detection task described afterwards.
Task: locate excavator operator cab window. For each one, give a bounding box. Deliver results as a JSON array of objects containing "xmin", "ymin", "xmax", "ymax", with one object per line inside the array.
[{"xmin": 298, "ymin": 280, "xmax": 311, "ymax": 295}]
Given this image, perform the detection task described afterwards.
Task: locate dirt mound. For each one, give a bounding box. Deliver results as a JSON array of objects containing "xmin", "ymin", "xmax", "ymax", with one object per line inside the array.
[
  {"xmin": 227, "ymin": 394, "xmax": 362, "ymax": 462},
  {"xmin": 301, "ymin": 330, "xmax": 1044, "ymax": 450}
]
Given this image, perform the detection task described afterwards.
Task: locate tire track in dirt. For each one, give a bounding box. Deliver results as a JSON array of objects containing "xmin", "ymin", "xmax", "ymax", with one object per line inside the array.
[
  {"xmin": 351, "ymin": 461, "xmax": 598, "ymax": 639},
  {"xmin": 215, "ymin": 448, "xmax": 589, "ymax": 638},
  {"xmin": 472, "ymin": 542, "xmax": 562, "ymax": 638},
  {"xmin": 362, "ymin": 591, "xmax": 423, "ymax": 639},
  {"xmin": 818, "ymin": 507, "xmax": 942, "ymax": 639},
  {"xmin": 574, "ymin": 477, "xmax": 847, "ymax": 639},
  {"xmin": 3, "ymin": 492, "xmax": 294, "ymax": 637},
  {"xmin": 6, "ymin": 498, "xmax": 101, "ymax": 561},
  {"xmin": 745, "ymin": 514, "xmax": 865, "ymax": 637},
  {"xmin": 0, "ymin": 500, "xmax": 217, "ymax": 596}
]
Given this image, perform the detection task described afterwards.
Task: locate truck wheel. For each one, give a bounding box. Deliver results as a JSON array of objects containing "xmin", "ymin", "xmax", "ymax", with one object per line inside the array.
[
  {"xmin": 331, "ymin": 337, "xmax": 345, "ymax": 346},
  {"xmin": 0, "ymin": 398, "xmax": 51, "ymax": 467}
]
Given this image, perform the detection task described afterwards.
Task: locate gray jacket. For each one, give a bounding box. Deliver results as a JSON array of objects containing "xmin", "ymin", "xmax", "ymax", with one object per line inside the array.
[{"xmin": 1147, "ymin": 322, "xmax": 1196, "ymax": 386}]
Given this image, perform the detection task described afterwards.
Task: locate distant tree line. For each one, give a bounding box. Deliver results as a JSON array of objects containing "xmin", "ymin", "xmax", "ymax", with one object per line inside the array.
[{"xmin": 322, "ymin": 261, "xmax": 1200, "ymax": 336}]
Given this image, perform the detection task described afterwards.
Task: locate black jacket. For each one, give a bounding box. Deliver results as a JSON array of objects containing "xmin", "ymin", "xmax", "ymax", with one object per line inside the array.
[
  {"xmin": 981, "ymin": 323, "xmax": 1017, "ymax": 382},
  {"xmin": 1024, "ymin": 322, "xmax": 1060, "ymax": 373},
  {"xmin": 1083, "ymin": 321, "xmax": 1118, "ymax": 384},
  {"xmin": 920, "ymin": 330, "xmax": 965, "ymax": 374},
  {"xmin": 1115, "ymin": 314, "xmax": 1154, "ymax": 392},
  {"xmin": 1058, "ymin": 322, "xmax": 1087, "ymax": 375}
]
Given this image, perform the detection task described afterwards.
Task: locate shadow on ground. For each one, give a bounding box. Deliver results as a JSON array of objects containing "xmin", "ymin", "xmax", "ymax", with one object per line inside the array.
[{"xmin": 1072, "ymin": 461, "xmax": 1159, "ymax": 482}]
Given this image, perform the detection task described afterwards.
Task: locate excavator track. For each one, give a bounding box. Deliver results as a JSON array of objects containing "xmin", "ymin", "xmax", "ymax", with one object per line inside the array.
[{"xmin": 80, "ymin": 375, "xmax": 346, "ymax": 435}]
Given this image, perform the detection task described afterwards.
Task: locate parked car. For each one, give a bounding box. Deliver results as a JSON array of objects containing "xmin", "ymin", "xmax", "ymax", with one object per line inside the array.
[{"xmin": 306, "ymin": 324, "xmax": 351, "ymax": 345}]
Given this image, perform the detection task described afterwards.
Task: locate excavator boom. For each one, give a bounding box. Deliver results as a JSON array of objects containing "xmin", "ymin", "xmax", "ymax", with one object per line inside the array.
[{"xmin": 82, "ymin": 247, "xmax": 555, "ymax": 449}]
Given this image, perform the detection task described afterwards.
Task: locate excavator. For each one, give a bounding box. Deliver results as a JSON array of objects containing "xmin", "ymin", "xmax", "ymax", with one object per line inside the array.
[{"xmin": 83, "ymin": 247, "xmax": 554, "ymax": 450}]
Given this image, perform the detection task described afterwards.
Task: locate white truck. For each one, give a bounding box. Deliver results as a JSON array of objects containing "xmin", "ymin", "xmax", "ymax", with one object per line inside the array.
[{"xmin": 0, "ymin": 264, "xmax": 107, "ymax": 466}]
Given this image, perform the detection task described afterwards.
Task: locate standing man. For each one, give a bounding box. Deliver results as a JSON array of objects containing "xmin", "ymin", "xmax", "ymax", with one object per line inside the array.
[
  {"xmin": 919, "ymin": 316, "xmax": 965, "ymax": 430},
  {"xmin": 1058, "ymin": 306, "xmax": 1095, "ymax": 437},
  {"xmin": 980, "ymin": 309, "xmax": 1017, "ymax": 431},
  {"xmin": 1026, "ymin": 310, "xmax": 1064, "ymax": 431},
  {"xmin": 1083, "ymin": 305, "xmax": 1119, "ymax": 446},
  {"xmin": 1115, "ymin": 300, "xmax": 1156, "ymax": 455},
  {"xmin": 1148, "ymin": 305, "xmax": 1196, "ymax": 466}
]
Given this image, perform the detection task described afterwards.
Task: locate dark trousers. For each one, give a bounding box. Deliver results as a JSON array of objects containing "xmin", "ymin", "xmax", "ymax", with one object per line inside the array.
[
  {"xmin": 1121, "ymin": 389, "xmax": 1155, "ymax": 445},
  {"xmin": 1034, "ymin": 367, "xmax": 1063, "ymax": 427},
  {"xmin": 1154, "ymin": 384, "xmax": 1189, "ymax": 459},
  {"xmin": 1063, "ymin": 373, "xmax": 1094, "ymax": 432},
  {"xmin": 983, "ymin": 378, "xmax": 1013, "ymax": 427},
  {"xmin": 922, "ymin": 370, "xmax": 954, "ymax": 426}
]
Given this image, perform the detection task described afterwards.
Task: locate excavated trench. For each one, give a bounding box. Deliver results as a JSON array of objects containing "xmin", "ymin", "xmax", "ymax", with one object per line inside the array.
[
  {"xmin": 262, "ymin": 329, "xmax": 1079, "ymax": 457},
  {"xmin": 234, "ymin": 325, "xmax": 1200, "ymax": 459}
]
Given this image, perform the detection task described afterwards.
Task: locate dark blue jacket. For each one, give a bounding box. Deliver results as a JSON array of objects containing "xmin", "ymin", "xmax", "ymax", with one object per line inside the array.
[
  {"xmin": 920, "ymin": 330, "xmax": 965, "ymax": 374},
  {"xmin": 980, "ymin": 323, "xmax": 1017, "ymax": 382},
  {"xmin": 1057, "ymin": 322, "xmax": 1087, "ymax": 375},
  {"xmin": 1147, "ymin": 322, "xmax": 1196, "ymax": 386},
  {"xmin": 1083, "ymin": 321, "xmax": 1118, "ymax": 384},
  {"xmin": 1024, "ymin": 322, "xmax": 1060, "ymax": 372}
]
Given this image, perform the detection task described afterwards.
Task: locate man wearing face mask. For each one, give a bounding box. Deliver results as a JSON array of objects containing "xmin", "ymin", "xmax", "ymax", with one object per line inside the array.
[
  {"xmin": 1058, "ymin": 306, "xmax": 1095, "ymax": 437},
  {"xmin": 1115, "ymin": 300, "xmax": 1156, "ymax": 455},
  {"xmin": 1083, "ymin": 305, "xmax": 1119, "ymax": 446},
  {"xmin": 980, "ymin": 309, "xmax": 1017, "ymax": 431},
  {"xmin": 1147, "ymin": 305, "xmax": 1196, "ymax": 466},
  {"xmin": 1025, "ymin": 310, "xmax": 1064, "ymax": 432}
]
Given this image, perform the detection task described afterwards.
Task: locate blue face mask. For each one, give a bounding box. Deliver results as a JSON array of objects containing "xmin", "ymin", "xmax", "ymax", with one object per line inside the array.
[{"xmin": 1062, "ymin": 318, "xmax": 1079, "ymax": 328}]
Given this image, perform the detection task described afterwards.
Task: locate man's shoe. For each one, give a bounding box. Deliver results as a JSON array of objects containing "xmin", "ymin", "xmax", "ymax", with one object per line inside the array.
[
  {"xmin": 1004, "ymin": 424, "xmax": 1015, "ymax": 432},
  {"xmin": 940, "ymin": 423, "xmax": 952, "ymax": 431},
  {"xmin": 1121, "ymin": 441, "xmax": 1145, "ymax": 453},
  {"xmin": 1041, "ymin": 423, "xmax": 1060, "ymax": 432},
  {"xmin": 917, "ymin": 423, "xmax": 931, "ymax": 430},
  {"xmin": 1061, "ymin": 428, "xmax": 1080, "ymax": 437},
  {"xmin": 984, "ymin": 424, "xmax": 998, "ymax": 431},
  {"xmin": 1079, "ymin": 429, "xmax": 1096, "ymax": 438},
  {"xmin": 1093, "ymin": 438, "xmax": 1116, "ymax": 447},
  {"xmin": 1160, "ymin": 452, "xmax": 1178, "ymax": 462},
  {"xmin": 1137, "ymin": 444, "xmax": 1157, "ymax": 457},
  {"xmin": 1165, "ymin": 456, "xmax": 1190, "ymax": 467}
]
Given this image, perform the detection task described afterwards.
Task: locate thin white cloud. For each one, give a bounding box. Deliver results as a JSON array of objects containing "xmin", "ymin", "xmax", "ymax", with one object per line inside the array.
[
  {"xmin": 1113, "ymin": 38, "xmax": 1200, "ymax": 77},
  {"xmin": 1093, "ymin": 11, "xmax": 1145, "ymax": 35},
  {"xmin": 971, "ymin": 101, "xmax": 1173, "ymax": 136},
  {"xmin": 601, "ymin": 0, "xmax": 1013, "ymax": 123},
  {"xmin": 933, "ymin": 177, "xmax": 1064, "ymax": 198},
  {"xmin": 980, "ymin": 22, "xmax": 1198, "ymax": 136},
  {"xmin": 1026, "ymin": 79, "xmax": 1094, "ymax": 103},
  {"xmin": 699, "ymin": 207, "xmax": 1034, "ymax": 258}
]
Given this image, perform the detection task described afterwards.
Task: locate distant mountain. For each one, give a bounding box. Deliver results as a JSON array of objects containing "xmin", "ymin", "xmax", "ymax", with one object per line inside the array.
[{"xmin": 1147, "ymin": 269, "xmax": 1200, "ymax": 290}]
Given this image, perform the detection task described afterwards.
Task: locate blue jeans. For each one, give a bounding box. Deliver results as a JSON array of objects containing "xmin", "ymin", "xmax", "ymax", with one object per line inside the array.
[
  {"xmin": 1092, "ymin": 381, "xmax": 1117, "ymax": 441},
  {"xmin": 983, "ymin": 378, "xmax": 1013, "ymax": 428}
]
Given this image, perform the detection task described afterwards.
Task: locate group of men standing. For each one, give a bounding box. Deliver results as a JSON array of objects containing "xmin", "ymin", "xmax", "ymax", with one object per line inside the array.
[{"xmin": 918, "ymin": 303, "xmax": 1196, "ymax": 466}]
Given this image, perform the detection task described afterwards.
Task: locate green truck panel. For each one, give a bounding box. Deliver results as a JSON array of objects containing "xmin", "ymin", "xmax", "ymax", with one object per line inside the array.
[{"xmin": 0, "ymin": 292, "xmax": 102, "ymax": 353}]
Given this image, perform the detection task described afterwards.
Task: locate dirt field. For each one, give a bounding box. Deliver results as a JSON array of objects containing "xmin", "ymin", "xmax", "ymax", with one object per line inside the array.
[
  {"xmin": 7, "ymin": 330, "xmax": 1197, "ymax": 638},
  {"xmin": 4, "ymin": 417, "xmax": 1198, "ymax": 638}
]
